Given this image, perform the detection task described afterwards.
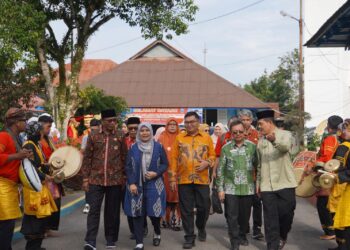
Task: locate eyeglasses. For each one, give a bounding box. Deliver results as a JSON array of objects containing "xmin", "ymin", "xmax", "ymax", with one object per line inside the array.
[
  {"xmin": 105, "ymin": 119, "xmax": 117, "ymax": 123},
  {"xmin": 128, "ymin": 127, "xmax": 138, "ymax": 131},
  {"xmin": 184, "ymin": 120, "xmax": 198, "ymax": 125},
  {"xmin": 232, "ymin": 130, "xmax": 244, "ymax": 135}
]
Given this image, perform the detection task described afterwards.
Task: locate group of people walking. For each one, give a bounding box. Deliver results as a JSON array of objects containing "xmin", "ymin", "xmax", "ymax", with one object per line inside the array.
[
  {"xmin": 79, "ymin": 108, "xmax": 297, "ymax": 250},
  {"xmin": 2, "ymin": 106, "xmax": 350, "ymax": 250}
]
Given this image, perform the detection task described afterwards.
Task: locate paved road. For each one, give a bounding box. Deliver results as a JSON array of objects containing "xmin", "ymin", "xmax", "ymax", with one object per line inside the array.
[{"xmin": 13, "ymin": 197, "xmax": 337, "ymax": 250}]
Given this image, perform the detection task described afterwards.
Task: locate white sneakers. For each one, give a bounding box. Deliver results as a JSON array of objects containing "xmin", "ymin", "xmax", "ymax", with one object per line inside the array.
[{"xmin": 83, "ymin": 204, "xmax": 90, "ymax": 214}]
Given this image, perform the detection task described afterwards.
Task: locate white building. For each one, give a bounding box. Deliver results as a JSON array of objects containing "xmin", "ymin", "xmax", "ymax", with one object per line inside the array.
[{"xmin": 304, "ymin": 0, "xmax": 350, "ymax": 127}]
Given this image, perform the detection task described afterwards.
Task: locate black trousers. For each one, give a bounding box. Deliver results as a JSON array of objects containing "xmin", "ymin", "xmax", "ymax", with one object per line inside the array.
[
  {"xmin": 127, "ymin": 216, "xmax": 148, "ymax": 235},
  {"xmin": 24, "ymin": 237, "xmax": 43, "ymax": 250},
  {"xmin": 85, "ymin": 185, "xmax": 122, "ymax": 244},
  {"xmin": 178, "ymin": 184, "xmax": 210, "ymax": 241},
  {"xmin": 252, "ymin": 194, "xmax": 263, "ymax": 230},
  {"xmin": 133, "ymin": 216, "xmax": 160, "ymax": 244},
  {"xmin": 335, "ymin": 227, "xmax": 350, "ymax": 250},
  {"xmin": 261, "ymin": 188, "xmax": 296, "ymax": 250},
  {"xmin": 46, "ymin": 198, "xmax": 61, "ymax": 231},
  {"xmin": 316, "ymin": 196, "xmax": 335, "ymax": 236},
  {"xmin": 0, "ymin": 219, "xmax": 15, "ymax": 250},
  {"xmin": 224, "ymin": 195, "xmax": 253, "ymax": 247}
]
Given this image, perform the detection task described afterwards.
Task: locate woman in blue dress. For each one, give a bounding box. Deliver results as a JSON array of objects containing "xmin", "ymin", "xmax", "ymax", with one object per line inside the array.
[{"xmin": 124, "ymin": 123, "xmax": 168, "ymax": 250}]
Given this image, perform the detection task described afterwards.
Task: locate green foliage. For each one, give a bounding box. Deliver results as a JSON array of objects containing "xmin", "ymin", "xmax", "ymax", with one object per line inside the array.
[
  {"xmin": 78, "ymin": 85, "xmax": 128, "ymax": 116},
  {"xmin": 244, "ymin": 49, "xmax": 299, "ymax": 113},
  {"xmin": 0, "ymin": 0, "xmax": 198, "ymax": 136},
  {"xmin": 307, "ymin": 134, "xmax": 321, "ymax": 151}
]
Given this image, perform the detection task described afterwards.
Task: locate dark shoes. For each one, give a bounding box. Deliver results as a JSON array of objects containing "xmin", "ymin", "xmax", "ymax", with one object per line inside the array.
[
  {"xmin": 252, "ymin": 227, "xmax": 264, "ymax": 240},
  {"xmin": 183, "ymin": 240, "xmax": 195, "ymax": 249},
  {"xmin": 239, "ymin": 237, "xmax": 249, "ymax": 246},
  {"xmin": 84, "ymin": 243, "xmax": 96, "ymax": 250},
  {"xmin": 153, "ymin": 237, "xmax": 161, "ymax": 246},
  {"xmin": 198, "ymin": 229, "xmax": 207, "ymax": 242},
  {"xmin": 279, "ymin": 239, "xmax": 286, "ymax": 250},
  {"xmin": 183, "ymin": 236, "xmax": 196, "ymax": 249},
  {"xmin": 230, "ymin": 245, "xmax": 240, "ymax": 250},
  {"xmin": 106, "ymin": 241, "xmax": 116, "ymax": 249}
]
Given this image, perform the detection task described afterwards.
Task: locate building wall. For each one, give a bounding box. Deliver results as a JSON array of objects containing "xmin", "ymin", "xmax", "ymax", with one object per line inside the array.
[{"xmin": 304, "ymin": 0, "xmax": 350, "ymax": 127}]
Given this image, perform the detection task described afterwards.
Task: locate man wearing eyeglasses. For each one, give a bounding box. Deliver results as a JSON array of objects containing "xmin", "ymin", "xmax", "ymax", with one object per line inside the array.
[
  {"xmin": 238, "ymin": 109, "xmax": 263, "ymax": 241},
  {"xmin": 125, "ymin": 117, "xmax": 141, "ymax": 150},
  {"xmin": 82, "ymin": 109, "xmax": 127, "ymax": 250},
  {"xmin": 169, "ymin": 111, "xmax": 215, "ymax": 249},
  {"xmin": 216, "ymin": 120, "xmax": 258, "ymax": 250}
]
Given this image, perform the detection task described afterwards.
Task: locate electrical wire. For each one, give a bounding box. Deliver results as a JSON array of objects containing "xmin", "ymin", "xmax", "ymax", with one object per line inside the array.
[
  {"xmin": 86, "ymin": 36, "xmax": 142, "ymax": 55},
  {"xmin": 190, "ymin": 0, "xmax": 266, "ymax": 25}
]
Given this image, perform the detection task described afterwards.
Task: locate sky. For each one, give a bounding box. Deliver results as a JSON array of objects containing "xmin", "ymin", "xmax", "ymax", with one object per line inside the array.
[{"xmin": 55, "ymin": 0, "xmax": 300, "ymax": 86}]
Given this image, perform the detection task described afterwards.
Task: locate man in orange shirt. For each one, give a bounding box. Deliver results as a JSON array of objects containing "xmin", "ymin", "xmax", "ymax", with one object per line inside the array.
[
  {"xmin": 238, "ymin": 109, "xmax": 263, "ymax": 241},
  {"xmin": 0, "ymin": 108, "xmax": 32, "ymax": 250},
  {"xmin": 170, "ymin": 112, "xmax": 215, "ymax": 249}
]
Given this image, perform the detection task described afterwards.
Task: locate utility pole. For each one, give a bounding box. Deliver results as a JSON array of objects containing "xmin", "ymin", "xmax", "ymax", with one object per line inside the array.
[
  {"xmin": 280, "ymin": 0, "xmax": 304, "ymax": 146},
  {"xmin": 299, "ymin": 0, "xmax": 305, "ymax": 146}
]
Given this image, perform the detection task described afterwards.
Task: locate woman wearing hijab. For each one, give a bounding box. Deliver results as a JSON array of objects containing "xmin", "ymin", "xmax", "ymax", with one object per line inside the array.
[
  {"xmin": 21, "ymin": 121, "xmax": 57, "ymax": 250},
  {"xmin": 154, "ymin": 126, "xmax": 165, "ymax": 142},
  {"xmin": 124, "ymin": 123, "xmax": 168, "ymax": 250},
  {"xmin": 210, "ymin": 123, "xmax": 226, "ymax": 148},
  {"xmin": 158, "ymin": 118, "xmax": 181, "ymax": 230}
]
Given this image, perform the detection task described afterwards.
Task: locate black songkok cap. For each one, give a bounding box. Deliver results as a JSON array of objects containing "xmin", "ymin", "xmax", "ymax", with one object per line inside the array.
[
  {"xmin": 327, "ymin": 115, "xmax": 343, "ymax": 130},
  {"xmin": 256, "ymin": 110, "xmax": 274, "ymax": 120},
  {"xmin": 101, "ymin": 109, "xmax": 117, "ymax": 119},
  {"xmin": 127, "ymin": 117, "xmax": 141, "ymax": 125}
]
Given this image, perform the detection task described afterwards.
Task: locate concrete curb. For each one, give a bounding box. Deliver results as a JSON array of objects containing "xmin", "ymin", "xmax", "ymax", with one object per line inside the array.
[{"xmin": 13, "ymin": 195, "xmax": 85, "ymax": 241}]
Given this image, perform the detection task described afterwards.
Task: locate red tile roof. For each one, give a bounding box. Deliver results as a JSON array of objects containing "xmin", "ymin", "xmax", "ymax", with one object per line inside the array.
[{"xmin": 52, "ymin": 59, "xmax": 117, "ymax": 86}]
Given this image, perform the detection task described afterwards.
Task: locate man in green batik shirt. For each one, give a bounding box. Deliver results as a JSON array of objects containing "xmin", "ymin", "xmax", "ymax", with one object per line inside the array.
[{"xmin": 216, "ymin": 120, "xmax": 258, "ymax": 250}]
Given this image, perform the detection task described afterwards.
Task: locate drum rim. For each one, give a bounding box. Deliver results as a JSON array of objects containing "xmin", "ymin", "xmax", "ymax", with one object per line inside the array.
[{"xmin": 21, "ymin": 159, "xmax": 42, "ymax": 192}]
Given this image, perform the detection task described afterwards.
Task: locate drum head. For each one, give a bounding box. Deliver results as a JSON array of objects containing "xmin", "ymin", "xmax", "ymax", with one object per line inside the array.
[
  {"xmin": 293, "ymin": 151, "xmax": 317, "ymax": 173},
  {"xmin": 49, "ymin": 146, "xmax": 82, "ymax": 179},
  {"xmin": 294, "ymin": 168, "xmax": 318, "ymax": 197},
  {"xmin": 19, "ymin": 158, "xmax": 42, "ymax": 192}
]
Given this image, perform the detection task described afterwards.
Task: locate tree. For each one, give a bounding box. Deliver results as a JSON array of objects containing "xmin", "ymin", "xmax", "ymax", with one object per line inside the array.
[
  {"xmin": 0, "ymin": 0, "xmax": 198, "ymax": 138},
  {"xmin": 244, "ymin": 49, "xmax": 308, "ymax": 140},
  {"xmin": 78, "ymin": 85, "xmax": 128, "ymax": 117},
  {"xmin": 0, "ymin": 1, "xmax": 45, "ymax": 128}
]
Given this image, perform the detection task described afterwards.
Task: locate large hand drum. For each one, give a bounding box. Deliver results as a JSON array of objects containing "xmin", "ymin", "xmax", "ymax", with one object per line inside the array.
[
  {"xmin": 293, "ymin": 151, "xmax": 318, "ymax": 197},
  {"xmin": 294, "ymin": 168, "xmax": 318, "ymax": 197},
  {"xmin": 49, "ymin": 146, "xmax": 82, "ymax": 181},
  {"xmin": 19, "ymin": 158, "xmax": 42, "ymax": 192}
]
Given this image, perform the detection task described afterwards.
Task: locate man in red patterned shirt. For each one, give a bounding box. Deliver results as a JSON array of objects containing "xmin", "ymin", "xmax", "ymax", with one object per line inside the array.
[{"xmin": 82, "ymin": 109, "xmax": 127, "ymax": 250}]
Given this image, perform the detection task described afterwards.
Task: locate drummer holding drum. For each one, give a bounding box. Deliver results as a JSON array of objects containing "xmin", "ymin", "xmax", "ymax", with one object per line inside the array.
[
  {"xmin": 0, "ymin": 108, "xmax": 33, "ymax": 250},
  {"xmin": 313, "ymin": 115, "xmax": 343, "ymax": 241},
  {"xmin": 20, "ymin": 120, "xmax": 58, "ymax": 250}
]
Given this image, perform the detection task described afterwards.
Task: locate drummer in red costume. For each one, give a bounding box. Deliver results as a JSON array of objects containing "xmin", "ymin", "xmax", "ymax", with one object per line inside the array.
[
  {"xmin": 0, "ymin": 108, "xmax": 33, "ymax": 250},
  {"xmin": 314, "ymin": 115, "xmax": 343, "ymax": 240}
]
